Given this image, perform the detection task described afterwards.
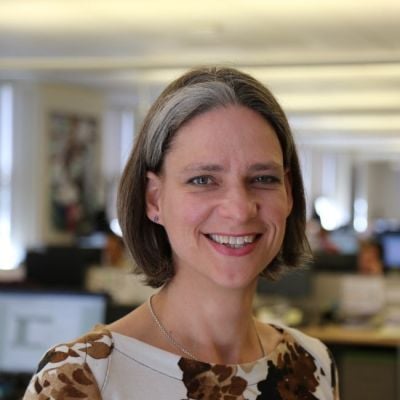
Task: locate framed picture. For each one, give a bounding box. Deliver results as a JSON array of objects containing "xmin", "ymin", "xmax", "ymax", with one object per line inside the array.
[{"xmin": 49, "ymin": 112, "xmax": 99, "ymax": 235}]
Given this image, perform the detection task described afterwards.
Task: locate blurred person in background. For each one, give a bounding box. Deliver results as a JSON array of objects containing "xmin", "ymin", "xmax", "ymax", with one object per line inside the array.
[{"xmin": 357, "ymin": 239, "xmax": 384, "ymax": 275}]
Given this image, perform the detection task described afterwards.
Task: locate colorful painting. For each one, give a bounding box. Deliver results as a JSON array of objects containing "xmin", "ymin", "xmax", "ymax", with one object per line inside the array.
[{"xmin": 49, "ymin": 112, "xmax": 99, "ymax": 234}]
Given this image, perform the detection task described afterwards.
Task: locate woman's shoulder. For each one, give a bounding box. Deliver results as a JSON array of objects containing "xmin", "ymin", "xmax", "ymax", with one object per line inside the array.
[
  {"xmin": 23, "ymin": 325, "xmax": 114, "ymax": 400},
  {"xmin": 258, "ymin": 322, "xmax": 339, "ymax": 399},
  {"xmin": 273, "ymin": 323, "xmax": 334, "ymax": 364}
]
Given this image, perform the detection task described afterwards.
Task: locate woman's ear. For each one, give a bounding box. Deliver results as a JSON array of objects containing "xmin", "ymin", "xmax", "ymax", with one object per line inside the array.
[{"xmin": 145, "ymin": 171, "xmax": 162, "ymax": 223}]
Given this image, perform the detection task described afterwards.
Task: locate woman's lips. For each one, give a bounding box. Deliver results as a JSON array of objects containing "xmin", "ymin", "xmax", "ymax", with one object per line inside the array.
[{"xmin": 205, "ymin": 233, "xmax": 261, "ymax": 256}]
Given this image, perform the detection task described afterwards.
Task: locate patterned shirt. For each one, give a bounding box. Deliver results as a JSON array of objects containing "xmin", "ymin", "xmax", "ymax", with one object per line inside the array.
[{"xmin": 23, "ymin": 324, "xmax": 339, "ymax": 399}]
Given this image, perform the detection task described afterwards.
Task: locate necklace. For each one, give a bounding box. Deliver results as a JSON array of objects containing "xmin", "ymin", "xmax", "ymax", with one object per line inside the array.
[
  {"xmin": 147, "ymin": 294, "xmax": 266, "ymax": 362},
  {"xmin": 148, "ymin": 294, "xmax": 197, "ymax": 360}
]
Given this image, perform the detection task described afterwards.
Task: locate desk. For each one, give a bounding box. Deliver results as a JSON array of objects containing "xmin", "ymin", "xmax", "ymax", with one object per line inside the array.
[
  {"xmin": 302, "ymin": 324, "xmax": 400, "ymax": 347},
  {"xmin": 301, "ymin": 325, "xmax": 400, "ymax": 400}
]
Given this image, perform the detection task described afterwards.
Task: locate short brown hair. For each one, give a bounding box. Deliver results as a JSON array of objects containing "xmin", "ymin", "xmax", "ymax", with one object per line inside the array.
[{"xmin": 118, "ymin": 66, "xmax": 311, "ymax": 288}]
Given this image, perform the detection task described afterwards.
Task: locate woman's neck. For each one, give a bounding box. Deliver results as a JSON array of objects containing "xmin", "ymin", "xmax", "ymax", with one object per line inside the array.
[{"xmin": 153, "ymin": 275, "xmax": 262, "ymax": 364}]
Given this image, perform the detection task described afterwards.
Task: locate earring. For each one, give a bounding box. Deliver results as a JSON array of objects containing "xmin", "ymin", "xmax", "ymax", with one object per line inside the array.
[{"xmin": 153, "ymin": 215, "xmax": 159, "ymax": 223}]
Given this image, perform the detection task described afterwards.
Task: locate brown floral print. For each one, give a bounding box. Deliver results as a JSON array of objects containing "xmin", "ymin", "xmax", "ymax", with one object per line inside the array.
[
  {"xmin": 179, "ymin": 358, "xmax": 248, "ymax": 400},
  {"xmin": 256, "ymin": 328, "xmax": 322, "ymax": 399},
  {"xmin": 23, "ymin": 327, "xmax": 113, "ymax": 400}
]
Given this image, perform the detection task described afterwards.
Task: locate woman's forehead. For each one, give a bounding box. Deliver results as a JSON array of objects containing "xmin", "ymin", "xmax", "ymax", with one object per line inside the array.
[{"xmin": 163, "ymin": 105, "xmax": 284, "ymax": 170}]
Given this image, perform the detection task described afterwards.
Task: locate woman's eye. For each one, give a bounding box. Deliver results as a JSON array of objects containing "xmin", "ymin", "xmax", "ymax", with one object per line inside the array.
[
  {"xmin": 188, "ymin": 176, "xmax": 213, "ymax": 185},
  {"xmin": 253, "ymin": 175, "xmax": 280, "ymax": 185}
]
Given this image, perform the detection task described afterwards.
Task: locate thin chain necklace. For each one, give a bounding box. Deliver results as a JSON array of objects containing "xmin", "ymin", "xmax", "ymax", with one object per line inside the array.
[
  {"xmin": 148, "ymin": 295, "xmax": 197, "ymax": 360},
  {"xmin": 147, "ymin": 294, "xmax": 265, "ymax": 362}
]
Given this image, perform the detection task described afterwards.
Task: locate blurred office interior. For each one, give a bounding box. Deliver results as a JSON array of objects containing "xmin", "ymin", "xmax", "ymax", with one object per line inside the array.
[{"xmin": 1, "ymin": 1, "xmax": 400, "ymax": 398}]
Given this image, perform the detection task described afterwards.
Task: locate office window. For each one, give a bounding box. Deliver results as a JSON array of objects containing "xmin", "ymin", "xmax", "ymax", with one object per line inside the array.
[
  {"xmin": 119, "ymin": 110, "xmax": 135, "ymax": 172},
  {"xmin": 0, "ymin": 84, "xmax": 19, "ymax": 270},
  {"xmin": 102, "ymin": 108, "xmax": 135, "ymax": 232}
]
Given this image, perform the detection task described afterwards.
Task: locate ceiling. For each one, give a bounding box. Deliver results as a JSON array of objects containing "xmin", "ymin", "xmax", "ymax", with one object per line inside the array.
[{"xmin": 1, "ymin": 0, "xmax": 400, "ymax": 157}]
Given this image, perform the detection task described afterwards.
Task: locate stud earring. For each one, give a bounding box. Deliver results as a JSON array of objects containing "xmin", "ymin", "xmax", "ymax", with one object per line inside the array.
[{"xmin": 153, "ymin": 215, "xmax": 159, "ymax": 223}]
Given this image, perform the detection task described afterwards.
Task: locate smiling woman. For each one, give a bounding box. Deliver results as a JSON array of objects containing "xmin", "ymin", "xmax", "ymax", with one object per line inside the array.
[
  {"xmin": 23, "ymin": 66, "xmax": 339, "ymax": 400},
  {"xmin": 145, "ymin": 105, "xmax": 292, "ymax": 289}
]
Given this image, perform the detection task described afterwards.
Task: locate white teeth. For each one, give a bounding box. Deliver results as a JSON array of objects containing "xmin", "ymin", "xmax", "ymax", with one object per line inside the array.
[{"xmin": 209, "ymin": 234, "xmax": 256, "ymax": 247}]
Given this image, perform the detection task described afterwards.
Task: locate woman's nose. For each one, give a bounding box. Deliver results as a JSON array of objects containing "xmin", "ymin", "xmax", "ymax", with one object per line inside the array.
[{"xmin": 218, "ymin": 185, "xmax": 259, "ymax": 222}]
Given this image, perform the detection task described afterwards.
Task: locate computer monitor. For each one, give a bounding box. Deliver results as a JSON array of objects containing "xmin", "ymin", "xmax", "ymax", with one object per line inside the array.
[
  {"xmin": 381, "ymin": 232, "xmax": 400, "ymax": 270},
  {"xmin": 311, "ymin": 253, "xmax": 358, "ymax": 273},
  {"xmin": 257, "ymin": 268, "xmax": 313, "ymax": 299},
  {"xmin": 25, "ymin": 246, "xmax": 87, "ymax": 289},
  {"xmin": 0, "ymin": 289, "xmax": 107, "ymax": 374}
]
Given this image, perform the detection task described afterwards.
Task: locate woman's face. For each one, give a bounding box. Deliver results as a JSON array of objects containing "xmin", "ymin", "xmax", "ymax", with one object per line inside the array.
[{"xmin": 146, "ymin": 105, "xmax": 293, "ymax": 290}]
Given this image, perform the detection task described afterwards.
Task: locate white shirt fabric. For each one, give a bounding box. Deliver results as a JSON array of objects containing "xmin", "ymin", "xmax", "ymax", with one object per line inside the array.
[{"xmin": 23, "ymin": 323, "xmax": 339, "ymax": 399}]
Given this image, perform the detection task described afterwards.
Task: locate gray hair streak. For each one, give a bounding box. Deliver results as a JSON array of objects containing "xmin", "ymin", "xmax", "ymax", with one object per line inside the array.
[{"xmin": 144, "ymin": 81, "xmax": 238, "ymax": 171}]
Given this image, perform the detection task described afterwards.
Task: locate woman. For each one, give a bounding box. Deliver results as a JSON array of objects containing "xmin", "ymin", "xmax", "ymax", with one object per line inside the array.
[{"xmin": 24, "ymin": 67, "xmax": 339, "ymax": 399}]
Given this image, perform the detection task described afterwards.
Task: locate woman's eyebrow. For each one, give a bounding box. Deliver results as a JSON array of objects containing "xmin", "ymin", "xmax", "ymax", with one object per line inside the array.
[
  {"xmin": 181, "ymin": 163, "xmax": 224, "ymax": 173},
  {"xmin": 248, "ymin": 162, "xmax": 284, "ymax": 172},
  {"xmin": 181, "ymin": 161, "xmax": 284, "ymax": 174}
]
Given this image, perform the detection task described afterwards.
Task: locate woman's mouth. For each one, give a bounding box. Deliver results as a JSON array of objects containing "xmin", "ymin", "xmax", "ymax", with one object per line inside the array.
[{"xmin": 206, "ymin": 234, "xmax": 259, "ymax": 249}]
